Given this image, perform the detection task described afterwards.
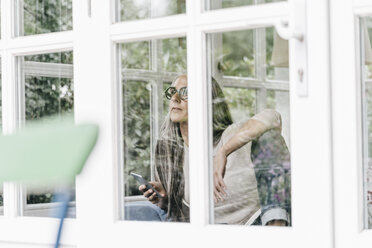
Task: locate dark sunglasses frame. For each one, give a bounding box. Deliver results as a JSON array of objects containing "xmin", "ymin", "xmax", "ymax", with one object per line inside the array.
[{"xmin": 165, "ymin": 86, "xmax": 188, "ymax": 101}]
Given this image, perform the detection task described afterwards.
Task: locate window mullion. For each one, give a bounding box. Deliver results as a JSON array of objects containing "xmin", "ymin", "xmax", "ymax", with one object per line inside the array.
[
  {"xmin": 14, "ymin": 0, "xmax": 24, "ymax": 37},
  {"xmin": 187, "ymin": 0, "xmax": 210, "ymax": 227},
  {"xmin": 2, "ymin": 0, "xmax": 13, "ymax": 42},
  {"xmin": 73, "ymin": 1, "xmax": 117, "ymax": 246},
  {"xmin": 2, "ymin": 0, "xmax": 22, "ymax": 219},
  {"xmin": 2, "ymin": 49, "xmax": 22, "ymax": 218},
  {"xmin": 255, "ymin": 28, "xmax": 267, "ymax": 113}
]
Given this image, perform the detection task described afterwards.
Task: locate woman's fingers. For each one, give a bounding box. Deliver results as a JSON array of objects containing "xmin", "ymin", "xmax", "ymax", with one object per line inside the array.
[
  {"xmin": 217, "ymin": 177, "xmax": 227, "ymax": 196},
  {"xmin": 213, "ymin": 177, "xmax": 225, "ymax": 202},
  {"xmin": 150, "ymin": 181, "xmax": 166, "ymax": 196},
  {"xmin": 214, "ymin": 172, "xmax": 227, "ymax": 195},
  {"xmin": 215, "ymin": 183, "xmax": 226, "ymax": 197},
  {"xmin": 138, "ymin": 184, "xmax": 146, "ymax": 192},
  {"xmin": 214, "ymin": 188, "xmax": 224, "ymax": 203},
  {"xmin": 143, "ymin": 188, "xmax": 153, "ymax": 198},
  {"xmin": 219, "ymin": 176, "xmax": 227, "ymax": 190},
  {"xmin": 143, "ymin": 189, "xmax": 159, "ymax": 203},
  {"xmin": 148, "ymin": 192, "xmax": 159, "ymax": 203},
  {"xmin": 213, "ymin": 154, "xmax": 228, "ymax": 200}
]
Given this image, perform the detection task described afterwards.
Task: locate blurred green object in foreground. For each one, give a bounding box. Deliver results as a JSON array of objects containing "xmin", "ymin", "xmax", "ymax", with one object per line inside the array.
[{"xmin": 0, "ymin": 116, "xmax": 98, "ymax": 185}]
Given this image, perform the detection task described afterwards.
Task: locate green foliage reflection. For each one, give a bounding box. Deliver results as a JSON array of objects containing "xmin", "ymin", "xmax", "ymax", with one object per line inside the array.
[
  {"xmin": 23, "ymin": 0, "xmax": 72, "ymax": 36},
  {"xmin": 120, "ymin": 0, "xmax": 186, "ymax": 22},
  {"xmin": 123, "ymin": 81, "xmax": 152, "ymax": 196},
  {"xmin": 25, "ymin": 51, "xmax": 74, "ymax": 204}
]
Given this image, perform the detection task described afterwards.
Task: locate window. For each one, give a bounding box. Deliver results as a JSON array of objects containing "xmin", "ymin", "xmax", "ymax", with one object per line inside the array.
[
  {"xmin": 17, "ymin": 51, "xmax": 75, "ymax": 218},
  {"xmin": 0, "ymin": 0, "xmax": 75, "ymax": 245},
  {"xmin": 0, "ymin": 0, "xmax": 337, "ymax": 247},
  {"xmin": 332, "ymin": 0, "xmax": 372, "ymax": 247},
  {"xmin": 120, "ymin": 37, "xmax": 188, "ymax": 222},
  {"xmin": 15, "ymin": 0, "xmax": 72, "ymax": 36},
  {"xmin": 207, "ymin": 27, "xmax": 291, "ymax": 226}
]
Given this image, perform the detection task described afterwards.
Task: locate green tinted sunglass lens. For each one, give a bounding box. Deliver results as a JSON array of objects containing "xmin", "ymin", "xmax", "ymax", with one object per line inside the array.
[
  {"xmin": 165, "ymin": 87, "xmax": 188, "ymax": 100},
  {"xmin": 179, "ymin": 87, "xmax": 187, "ymax": 99},
  {"xmin": 165, "ymin": 87, "xmax": 176, "ymax": 99}
]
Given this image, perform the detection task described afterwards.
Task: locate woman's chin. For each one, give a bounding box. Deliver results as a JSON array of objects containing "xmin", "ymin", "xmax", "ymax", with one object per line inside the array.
[
  {"xmin": 170, "ymin": 117, "xmax": 181, "ymax": 123},
  {"xmin": 170, "ymin": 114, "xmax": 187, "ymax": 123}
]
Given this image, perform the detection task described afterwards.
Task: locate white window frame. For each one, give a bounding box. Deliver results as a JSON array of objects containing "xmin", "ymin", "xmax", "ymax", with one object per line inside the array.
[
  {"xmin": 0, "ymin": 0, "xmax": 334, "ymax": 247},
  {"xmin": 331, "ymin": 0, "xmax": 372, "ymax": 247},
  {"xmin": 0, "ymin": 0, "xmax": 76, "ymax": 246}
]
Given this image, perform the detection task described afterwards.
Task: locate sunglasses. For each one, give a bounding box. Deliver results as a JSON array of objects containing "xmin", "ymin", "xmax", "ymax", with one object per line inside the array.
[{"xmin": 165, "ymin": 86, "xmax": 188, "ymax": 101}]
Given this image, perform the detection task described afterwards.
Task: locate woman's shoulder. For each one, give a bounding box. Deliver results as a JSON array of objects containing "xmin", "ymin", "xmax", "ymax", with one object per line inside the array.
[{"xmin": 219, "ymin": 108, "xmax": 281, "ymax": 143}]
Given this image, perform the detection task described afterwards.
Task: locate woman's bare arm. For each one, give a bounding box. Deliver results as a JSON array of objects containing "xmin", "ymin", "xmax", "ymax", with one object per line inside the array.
[{"xmin": 213, "ymin": 109, "xmax": 282, "ymax": 203}]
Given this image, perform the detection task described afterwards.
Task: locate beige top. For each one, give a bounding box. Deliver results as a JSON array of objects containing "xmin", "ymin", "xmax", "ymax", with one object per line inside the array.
[{"xmin": 183, "ymin": 109, "xmax": 281, "ymax": 225}]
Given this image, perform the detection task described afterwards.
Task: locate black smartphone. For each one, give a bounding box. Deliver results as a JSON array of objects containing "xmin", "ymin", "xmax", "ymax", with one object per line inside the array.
[{"xmin": 130, "ymin": 172, "xmax": 163, "ymax": 198}]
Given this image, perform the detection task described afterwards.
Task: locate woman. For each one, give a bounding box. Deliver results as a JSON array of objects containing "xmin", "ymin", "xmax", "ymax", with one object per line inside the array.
[{"xmin": 137, "ymin": 74, "xmax": 291, "ymax": 225}]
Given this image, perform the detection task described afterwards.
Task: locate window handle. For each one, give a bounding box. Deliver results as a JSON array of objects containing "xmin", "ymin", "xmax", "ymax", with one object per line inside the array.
[
  {"xmin": 274, "ymin": 20, "xmax": 304, "ymax": 42},
  {"xmin": 275, "ymin": 0, "xmax": 308, "ymax": 97}
]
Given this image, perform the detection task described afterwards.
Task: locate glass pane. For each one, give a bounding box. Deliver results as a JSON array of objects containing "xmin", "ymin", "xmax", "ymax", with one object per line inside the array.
[
  {"xmin": 365, "ymin": 18, "xmax": 372, "ymax": 81},
  {"xmin": 18, "ymin": 51, "xmax": 75, "ymax": 218},
  {"xmin": 266, "ymin": 28, "xmax": 289, "ymax": 81},
  {"xmin": 206, "ymin": 0, "xmax": 285, "ymax": 11},
  {"xmin": 119, "ymin": 0, "xmax": 185, "ymax": 22},
  {"xmin": 207, "ymin": 27, "xmax": 291, "ymax": 226},
  {"xmin": 123, "ymin": 80, "xmax": 152, "ymax": 197},
  {"xmin": 218, "ymin": 30, "xmax": 255, "ymax": 78},
  {"xmin": 361, "ymin": 17, "xmax": 372, "ymax": 229},
  {"xmin": 223, "ymin": 87, "xmax": 256, "ymax": 122},
  {"xmin": 17, "ymin": 0, "xmax": 72, "ymax": 36},
  {"xmin": 121, "ymin": 37, "xmax": 188, "ymax": 222},
  {"xmin": 122, "ymin": 41, "xmax": 151, "ymax": 70}
]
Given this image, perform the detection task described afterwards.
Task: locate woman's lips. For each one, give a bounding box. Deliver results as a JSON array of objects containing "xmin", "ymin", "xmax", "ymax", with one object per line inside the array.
[{"xmin": 171, "ymin": 107, "xmax": 182, "ymax": 111}]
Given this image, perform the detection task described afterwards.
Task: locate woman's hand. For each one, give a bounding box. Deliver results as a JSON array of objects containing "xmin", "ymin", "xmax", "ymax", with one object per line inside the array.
[
  {"xmin": 139, "ymin": 182, "xmax": 167, "ymax": 209},
  {"xmin": 213, "ymin": 148, "xmax": 228, "ymax": 203}
]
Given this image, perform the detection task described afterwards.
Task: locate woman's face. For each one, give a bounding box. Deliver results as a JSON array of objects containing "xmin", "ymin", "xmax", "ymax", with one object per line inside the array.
[{"xmin": 169, "ymin": 76, "xmax": 188, "ymax": 123}]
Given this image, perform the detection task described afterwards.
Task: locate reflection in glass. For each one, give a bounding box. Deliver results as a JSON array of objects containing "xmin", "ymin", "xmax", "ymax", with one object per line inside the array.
[
  {"xmin": 361, "ymin": 17, "xmax": 372, "ymax": 229},
  {"xmin": 123, "ymin": 81, "xmax": 152, "ymax": 197},
  {"xmin": 122, "ymin": 41, "xmax": 151, "ymax": 70},
  {"xmin": 208, "ymin": 28, "xmax": 291, "ymax": 226},
  {"xmin": 120, "ymin": 0, "xmax": 185, "ymax": 22},
  {"xmin": 121, "ymin": 38, "xmax": 188, "ymax": 222},
  {"xmin": 17, "ymin": 0, "xmax": 72, "ymax": 36},
  {"xmin": 206, "ymin": 0, "xmax": 285, "ymax": 11},
  {"xmin": 219, "ymin": 30, "xmax": 255, "ymax": 78},
  {"xmin": 19, "ymin": 51, "xmax": 75, "ymax": 217},
  {"xmin": 223, "ymin": 87, "xmax": 256, "ymax": 122}
]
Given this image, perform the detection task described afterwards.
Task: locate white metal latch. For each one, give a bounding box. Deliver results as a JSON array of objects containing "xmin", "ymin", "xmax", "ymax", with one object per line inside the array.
[
  {"xmin": 274, "ymin": 0, "xmax": 308, "ymax": 97},
  {"xmin": 275, "ymin": 20, "xmax": 303, "ymax": 42}
]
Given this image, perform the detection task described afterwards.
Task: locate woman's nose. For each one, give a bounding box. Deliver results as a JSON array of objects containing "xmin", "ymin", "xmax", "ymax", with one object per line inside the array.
[{"xmin": 171, "ymin": 93, "xmax": 181, "ymax": 103}]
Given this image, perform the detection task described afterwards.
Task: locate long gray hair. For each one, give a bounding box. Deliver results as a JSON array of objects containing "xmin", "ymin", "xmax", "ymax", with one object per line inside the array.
[{"xmin": 154, "ymin": 75, "xmax": 233, "ymax": 221}]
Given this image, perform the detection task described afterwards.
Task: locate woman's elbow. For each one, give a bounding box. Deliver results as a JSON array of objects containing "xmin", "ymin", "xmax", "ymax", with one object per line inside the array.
[{"xmin": 262, "ymin": 109, "xmax": 282, "ymax": 131}]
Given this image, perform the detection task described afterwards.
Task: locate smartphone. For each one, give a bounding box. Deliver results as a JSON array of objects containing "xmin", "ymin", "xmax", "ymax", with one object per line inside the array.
[{"xmin": 130, "ymin": 172, "xmax": 163, "ymax": 198}]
